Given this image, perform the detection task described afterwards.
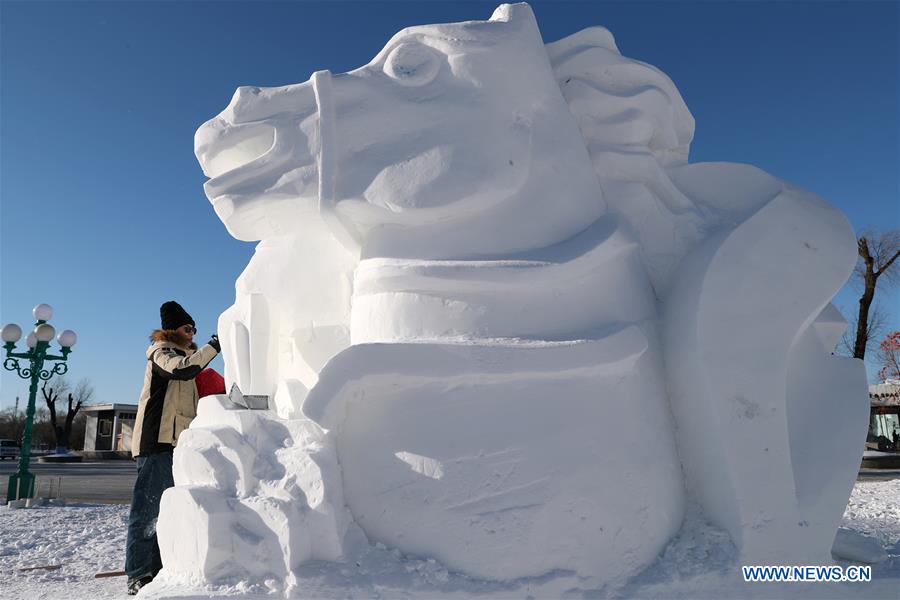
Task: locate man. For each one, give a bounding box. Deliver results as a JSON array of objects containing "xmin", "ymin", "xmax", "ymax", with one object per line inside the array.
[{"xmin": 125, "ymin": 300, "xmax": 220, "ymax": 595}]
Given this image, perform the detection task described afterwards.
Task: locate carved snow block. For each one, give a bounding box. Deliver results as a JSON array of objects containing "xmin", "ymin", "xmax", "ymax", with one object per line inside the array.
[{"xmin": 302, "ymin": 327, "xmax": 685, "ymax": 582}]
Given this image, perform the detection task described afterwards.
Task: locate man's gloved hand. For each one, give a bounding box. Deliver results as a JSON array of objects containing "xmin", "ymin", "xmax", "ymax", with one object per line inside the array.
[{"xmin": 208, "ymin": 334, "xmax": 221, "ymax": 353}]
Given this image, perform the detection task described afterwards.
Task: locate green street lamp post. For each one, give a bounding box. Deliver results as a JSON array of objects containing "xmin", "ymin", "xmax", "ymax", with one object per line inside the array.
[{"xmin": 2, "ymin": 304, "xmax": 77, "ymax": 502}]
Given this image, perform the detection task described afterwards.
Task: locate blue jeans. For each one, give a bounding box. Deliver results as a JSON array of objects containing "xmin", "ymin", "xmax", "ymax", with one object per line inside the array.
[{"xmin": 125, "ymin": 453, "xmax": 174, "ymax": 580}]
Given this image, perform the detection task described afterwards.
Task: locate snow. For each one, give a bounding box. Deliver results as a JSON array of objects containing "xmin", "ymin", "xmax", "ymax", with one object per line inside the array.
[
  {"xmin": 0, "ymin": 503, "xmax": 129, "ymax": 600},
  {"xmin": 1, "ymin": 479, "xmax": 898, "ymax": 599},
  {"xmin": 664, "ymin": 188, "xmax": 867, "ymax": 564},
  {"xmin": 833, "ymin": 529, "xmax": 888, "ymax": 564},
  {"xmin": 305, "ymin": 334, "xmax": 684, "ymax": 582},
  {"xmin": 164, "ymin": 0, "xmax": 872, "ymax": 591},
  {"xmin": 0, "ymin": 0, "xmax": 880, "ymax": 597}
]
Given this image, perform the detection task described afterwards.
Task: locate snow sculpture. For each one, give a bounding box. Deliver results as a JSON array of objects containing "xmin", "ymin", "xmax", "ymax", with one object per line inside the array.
[{"xmin": 158, "ymin": 2, "xmax": 868, "ymax": 590}]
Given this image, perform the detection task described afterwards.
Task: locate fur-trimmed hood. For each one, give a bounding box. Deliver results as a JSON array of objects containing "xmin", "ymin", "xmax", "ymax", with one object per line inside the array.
[{"xmin": 149, "ymin": 329, "xmax": 198, "ymax": 351}]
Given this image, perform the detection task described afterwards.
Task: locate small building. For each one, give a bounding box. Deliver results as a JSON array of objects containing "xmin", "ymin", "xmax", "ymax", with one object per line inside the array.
[
  {"xmin": 82, "ymin": 403, "xmax": 138, "ymax": 456},
  {"xmin": 867, "ymin": 380, "xmax": 900, "ymax": 451}
]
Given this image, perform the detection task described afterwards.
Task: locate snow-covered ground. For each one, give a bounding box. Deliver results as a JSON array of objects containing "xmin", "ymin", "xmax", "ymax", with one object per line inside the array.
[{"xmin": 1, "ymin": 479, "xmax": 898, "ymax": 600}]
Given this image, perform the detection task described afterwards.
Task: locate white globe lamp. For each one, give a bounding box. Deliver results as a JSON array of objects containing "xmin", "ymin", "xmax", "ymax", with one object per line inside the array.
[
  {"xmin": 58, "ymin": 330, "xmax": 78, "ymax": 348},
  {"xmin": 2, "ymin": 323, "xmax": 22, "ymax": 343},
  {"xmin": 33, "ymin": 304, "xmax": 53, "ymax": 321},
  {"xmin": 35, "ymin": 324, "xmax": 56, "ymax": 343}
]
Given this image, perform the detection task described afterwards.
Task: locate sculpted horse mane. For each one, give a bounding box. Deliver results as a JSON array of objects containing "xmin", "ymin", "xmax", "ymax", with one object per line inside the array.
[{"xmin": 162, "ymin": 3, "xmax": 866, "ymax": 590}]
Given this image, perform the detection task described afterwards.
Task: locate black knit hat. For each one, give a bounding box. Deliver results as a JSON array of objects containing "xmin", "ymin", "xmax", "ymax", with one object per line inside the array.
[{"xmin": 160, "ymin": 301, "xmax": 195, "ymax": 331}]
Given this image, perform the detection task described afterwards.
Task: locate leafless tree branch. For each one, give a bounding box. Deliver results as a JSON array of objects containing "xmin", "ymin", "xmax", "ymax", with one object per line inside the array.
[
  {"xmin": 39, "ymin": 377, "xmax": 92, "ymax": 450},
  {"xmin": 852, "ymin": 229, "xmax": 900, "ymax": 360},
  {"xmin": 839, "ymin": 302, "xmax": 888, "ymax": 357}
]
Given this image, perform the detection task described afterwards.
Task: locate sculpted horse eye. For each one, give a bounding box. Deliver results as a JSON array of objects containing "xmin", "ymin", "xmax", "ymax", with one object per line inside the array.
[{"xmin": 383, "ymin": 42, "xmax": 441, "ymax": 86}]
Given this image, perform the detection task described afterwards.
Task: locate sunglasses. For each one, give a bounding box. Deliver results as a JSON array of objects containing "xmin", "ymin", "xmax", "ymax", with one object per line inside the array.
[{"xmin": 181, "ymin": 325, "xmax": 197, "ymax": 334}]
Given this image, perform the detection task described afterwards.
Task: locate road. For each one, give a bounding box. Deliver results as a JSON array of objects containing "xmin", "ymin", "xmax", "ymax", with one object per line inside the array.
[
  {"xmin": 1, "ymin": 460, "xmax": 897, "ymax": 505},
  {"xmin": 0, "ymin": 460, "xmax": 136, "ymax": 504},
  {"xmin": 857, "ymin": 468, "xmax": 900, "ymax": 481}
]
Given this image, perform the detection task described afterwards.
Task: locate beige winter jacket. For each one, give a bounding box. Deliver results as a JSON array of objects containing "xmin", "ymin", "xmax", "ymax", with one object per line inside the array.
[{"xmin": 131, "ymin": 331, "xmax": 218, "ymax": 457}]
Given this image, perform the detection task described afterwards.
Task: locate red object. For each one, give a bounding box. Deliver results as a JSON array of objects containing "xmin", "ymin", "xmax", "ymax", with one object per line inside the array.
[{"xmin": 195, "ymin": 368, "xmax": 226, "ymax": 398}]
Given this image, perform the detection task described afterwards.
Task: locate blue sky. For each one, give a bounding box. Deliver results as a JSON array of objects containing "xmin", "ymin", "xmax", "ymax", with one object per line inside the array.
[{"xmin": 1, "ymin": 0, "xmax": 897, "ymax": 410}]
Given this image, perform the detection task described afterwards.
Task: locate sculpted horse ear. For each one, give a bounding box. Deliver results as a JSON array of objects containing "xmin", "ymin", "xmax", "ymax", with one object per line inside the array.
[{"xmin": 489, "ymin": 3, "xmax": 539, "ymax": 27}]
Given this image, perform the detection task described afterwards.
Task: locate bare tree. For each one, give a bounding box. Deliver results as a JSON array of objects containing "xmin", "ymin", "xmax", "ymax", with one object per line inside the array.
[
  {"xmin": 0, "ymin": 407, "xmax": 26, "ymax": 444},
  {"xmin": 838, "ymin": 302, "xmax": 888, "ymax": 357},
  {"xmin": 40, "ymin": 377, "xmax": 69, "ymax": 448},
  {"xmin": 40, "ymin": 377, "xmax": 93, "ymax": 452},
  {"xmin": 852, "ymin": 230, "xmax": 900, "ymax": 361}
]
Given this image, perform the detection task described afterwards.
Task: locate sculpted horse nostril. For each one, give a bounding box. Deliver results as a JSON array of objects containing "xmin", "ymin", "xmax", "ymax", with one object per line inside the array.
[{"xmin": 200, "ymin": 123, "xmax": 276, "ymax": 180}]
